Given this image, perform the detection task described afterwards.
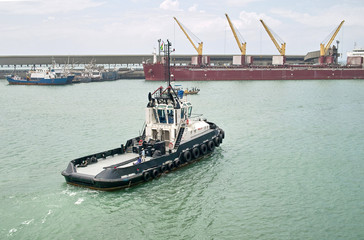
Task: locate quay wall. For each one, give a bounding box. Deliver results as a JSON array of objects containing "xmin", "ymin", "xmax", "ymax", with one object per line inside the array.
[
  {"xmin": 0, "ymin": 54, "xmax": 306, "ymax": 79},
  {"xmin": 0, "ymin": 54, "xmax": 306, "ymax": 67}
]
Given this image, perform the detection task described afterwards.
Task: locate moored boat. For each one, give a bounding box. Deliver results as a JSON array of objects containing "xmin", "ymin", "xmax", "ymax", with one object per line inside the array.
[
  {"xmin": 61, "ymin": 40, "xmax": 225, "ymax": 191},
  {"xmin": 184, "ymin": 87, "xmax": 200, "ymax": 95},
  {"xmin": 7, "ymin": 67, "xmax": 74, "ymax": 85}
]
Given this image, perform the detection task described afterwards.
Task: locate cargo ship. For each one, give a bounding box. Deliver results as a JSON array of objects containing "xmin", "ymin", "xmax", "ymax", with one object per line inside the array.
[
  {"xmin": 143, "ymin": 16, "xmax": 364, "ymax": 81},
  {"xmin": 143, "ymin": 58, "xmax": 364, "ymax": 81}
]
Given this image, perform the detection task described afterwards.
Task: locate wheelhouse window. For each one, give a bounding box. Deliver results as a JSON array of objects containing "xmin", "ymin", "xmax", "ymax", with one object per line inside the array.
[
  {"xmin": 157, "ymin": 105, "xmax": 167, "ymax": 123},
  {"xmin": 181, "ymin": 108, "xmax": 185, "ymax": 119},
  {"xmin": 153, "ymin": 109, "xmax": 159, "ymax": 123},
  {"xmin": 167, "ymin": 109, "xmax": 174, "ymax": 124},
  {"xmin": 188, "ymin": 106, "xmax": 192, "ymax": 117}
]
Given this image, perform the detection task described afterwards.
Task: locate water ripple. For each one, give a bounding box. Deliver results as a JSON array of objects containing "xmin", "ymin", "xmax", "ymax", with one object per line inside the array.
[{"xmin": 1, "ymin": 80, "xmax": 364, "ymax": 239}]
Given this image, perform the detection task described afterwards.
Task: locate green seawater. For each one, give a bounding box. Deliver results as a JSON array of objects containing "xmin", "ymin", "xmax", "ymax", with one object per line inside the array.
[{"xmin": 0, "ymin": 79, "xmax": 363, "ymax": 239}]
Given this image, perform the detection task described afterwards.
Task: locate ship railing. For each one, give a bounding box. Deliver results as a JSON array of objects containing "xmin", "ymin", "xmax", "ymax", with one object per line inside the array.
[
  {"xmin": 188, "ymin": 113, "xmax": 204, "ymax": 121},
  {"xmin": 139, "ymin": 121, "xmax": 146, "ymax": 139}
]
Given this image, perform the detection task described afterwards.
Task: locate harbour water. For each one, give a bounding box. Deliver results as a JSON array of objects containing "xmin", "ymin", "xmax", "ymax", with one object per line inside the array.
[{"xmin": 0, "ymin": 79, "xmax": 363, "ymax": 239}]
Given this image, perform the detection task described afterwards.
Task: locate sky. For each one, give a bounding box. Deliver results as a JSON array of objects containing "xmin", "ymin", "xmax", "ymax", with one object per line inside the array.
[{"xmin": 1, "ymin": 0, "xmax": 364, "ymax": 60}]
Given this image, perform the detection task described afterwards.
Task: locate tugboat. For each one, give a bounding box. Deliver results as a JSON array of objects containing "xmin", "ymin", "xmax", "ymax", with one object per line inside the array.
[{"xmin": 61, "ymin": 40, "xmax": 225, "ymax": 191}]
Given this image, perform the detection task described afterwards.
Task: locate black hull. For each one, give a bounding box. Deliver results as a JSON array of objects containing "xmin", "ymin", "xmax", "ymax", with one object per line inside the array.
[{"xmin": 62, "ymin": 126, "xmax": 224, "ymax": 191}]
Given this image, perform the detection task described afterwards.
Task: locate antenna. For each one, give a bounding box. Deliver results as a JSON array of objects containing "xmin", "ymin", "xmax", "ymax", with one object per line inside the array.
[{"xmin": 167, "ymin": 39, "xmax": 171, "ymax": 87}]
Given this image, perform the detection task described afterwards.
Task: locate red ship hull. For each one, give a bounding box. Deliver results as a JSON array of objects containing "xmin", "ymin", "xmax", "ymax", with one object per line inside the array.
[{"xmin": 143, "ymin": 63, "xmax": 364, "ymax": 81}]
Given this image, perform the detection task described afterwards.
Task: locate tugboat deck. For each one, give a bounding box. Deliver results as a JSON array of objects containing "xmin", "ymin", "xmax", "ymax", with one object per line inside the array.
[{"xmin": 76, "ymin": 152, "xmax": 150, "ymax": 176}]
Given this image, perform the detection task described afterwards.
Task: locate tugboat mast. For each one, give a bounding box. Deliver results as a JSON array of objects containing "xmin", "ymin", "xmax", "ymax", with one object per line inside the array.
[
  {"xmin": 163, "ymin": 39, "xmax": 179, "ymax": 99},
  {"xmin": 165, "ymin": 39, "xmax": 172, "ymax": 87}
]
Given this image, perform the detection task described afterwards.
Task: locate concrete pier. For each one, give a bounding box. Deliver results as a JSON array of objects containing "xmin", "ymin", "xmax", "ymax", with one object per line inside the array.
[
  {"xmin": 0, "ymin": 54, "xmax": 306, "ymax": 67},
  {"xmin": 0, "ymin": 54, "xmax": 307, "ymax": 79}
]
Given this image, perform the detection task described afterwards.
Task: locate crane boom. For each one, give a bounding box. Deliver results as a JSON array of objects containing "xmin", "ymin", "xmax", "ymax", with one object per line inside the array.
[
  {"xmin": 225, "ymin": 13, "xmax": 246, "ymax": 55},
  {"xmin": 173, "ymin": 17, "xmax": 203, "ymax": 56},
  {"xmin": 320, "ymin": 20, "xmax": 345, "ymax": 56},
  {"xmin": 260, "ymin": 19, "xmax": 286, "ymax": 56}
]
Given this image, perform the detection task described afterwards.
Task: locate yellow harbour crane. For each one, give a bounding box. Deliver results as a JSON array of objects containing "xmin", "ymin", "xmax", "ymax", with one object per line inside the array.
[
  {"xmin": 225, "ymin": 13, "xmax": 246, "ymax": 55},
  {"xmin": 260, "ymin": 19, "xmax": 286, "ymax": 56},
  {"xmin": 173, "ymin": 17, "xmax": 203, "ymax": 56},
  {"xmin": 320, "ymin": 20, "xmax": 345, "ymax": 57}
]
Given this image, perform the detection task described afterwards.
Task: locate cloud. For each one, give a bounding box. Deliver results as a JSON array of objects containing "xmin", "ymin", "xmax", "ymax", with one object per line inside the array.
[
  {"xmin": 0, "ymin": 0, "xmax": 104, "ymax": 15},
  {"xmin": 270, "ymin": 4, "xmax": 364, "ymax": 27},
  {"xmin": 188, "ymin": 4, "xmax": 198, "ymax": 12},
  {"xmin": 0, "ymin": 1, "xmax": 363, "ymax": 56},
  {"xmin": 43, "ymin": 16, "xmax": 56, "ymax": 23},
  {"xmin": 159, "ymin": 0, "xmax": 181, "ymax": 11},
  {"xmin": 226, "ymin": 0, "xmax": 262, "ymax": 7},
  {"xmin": 238, "ymin": 11, "xmax": 280, "ymax": 28}
]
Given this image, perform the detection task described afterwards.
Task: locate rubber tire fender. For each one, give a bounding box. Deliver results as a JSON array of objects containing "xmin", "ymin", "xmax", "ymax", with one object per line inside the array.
[
  {"xmin": 192, "ymin": 148, "xmax": 200, "ymax": 159},
  {"xmin": 208, "ymin": 141, "xmax": 215, "ymax": 151},
  {"xmin": 174, "ymin": 159, "xmax": 181, "ymax": 168},
  {"xmin": 152, "ymin": 169, "xmax": 159, "ymax": 178},
  {"xmin": 183, "ymin": 150, "xmax": 192, "ymax": 162},
  {"xmin": 161, "ymin": 165, "xmax": 167, "ymax": 173},
  {"xmin": 214, "ymin": 137, "xmax": 220, "ymax": 147},
  {"xmin": 220, "ymin": 130, "xmax": 225, "ymax": 139},
  {"xmin": 179, "ymin": 152, "xmax": 186, "ymax": 163},
  {"xmin": 167, "ymin": 162, "xmax": 174, "ymax": 170},
  {"xmin": 200, "ymin": 144, "xmax": 208, "ymax": 155},
  {"xmin": 143, "ymin": 171, "xmax": 151, "ymax": 181}
]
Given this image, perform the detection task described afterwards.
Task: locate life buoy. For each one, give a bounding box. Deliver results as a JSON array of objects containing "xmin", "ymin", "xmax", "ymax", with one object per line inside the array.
[
  {"xmin": 169, "ymin": 142, "xmax": 173, "ymax": 149},
  {"xmin": 138, "ymin": 139, "xmax": 143, "ymax": 146},
  {"xmin": 143, "ymin": 171, "xmax": 151, "ymax": 181},
  {"xmin": 208, "ymin": 141, "xmax": 215, "ymax": 151},
  {"xmin": 192, "ymin": 148, "xmax": 200, "ymax": 159},
  {"xmin": 183, "ymin": 151, "xmax": 192, "ymax": 162},
  {"xmin": 200, "ymin": 144, "xmax": 207, "ymax": 155}
]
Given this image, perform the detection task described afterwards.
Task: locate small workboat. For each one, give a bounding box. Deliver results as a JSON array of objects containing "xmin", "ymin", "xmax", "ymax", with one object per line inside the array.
[
  {"xmin": 7, "ymin": 67, "xmax": 74, "ymax": 85},
  {"xmin": 184, "ymin": 87, "xmax": 200, "ymax": 95}
]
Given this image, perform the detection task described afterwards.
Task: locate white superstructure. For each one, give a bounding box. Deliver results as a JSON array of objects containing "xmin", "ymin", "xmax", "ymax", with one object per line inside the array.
[
  {"xmin": 144, "ymin": 86, "xmax": 210, "ymax": 152},
  {"xmin": 347, "ymin": 48, "xmax": 364, "ymax": 57}
]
